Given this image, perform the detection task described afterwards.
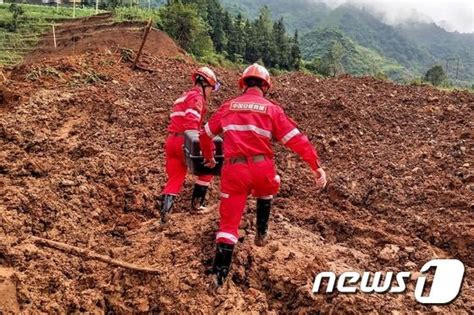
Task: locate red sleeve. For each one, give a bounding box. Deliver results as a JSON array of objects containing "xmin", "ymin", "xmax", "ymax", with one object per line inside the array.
[
  {"xmin": 272, "ymin": 108, "xmax": 321, "ymax": 170},
  {"xmin": 183, "ymin": 95, "xmax": 204, "ymax": 131},
  {"xmin": 199, "ymin": 104, "xmax": 225, "ymax": 160}
]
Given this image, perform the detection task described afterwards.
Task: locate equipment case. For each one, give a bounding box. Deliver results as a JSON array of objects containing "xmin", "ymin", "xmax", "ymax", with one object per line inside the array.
[{"xmin": 184, "ymin": 130, "xmax": 224, "ymax": 176}]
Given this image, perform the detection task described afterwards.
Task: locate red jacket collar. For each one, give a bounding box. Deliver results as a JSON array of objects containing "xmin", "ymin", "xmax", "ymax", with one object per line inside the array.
[{"xmin": 244, "ymin": 88, "xmax": 264, "ymax": 97}]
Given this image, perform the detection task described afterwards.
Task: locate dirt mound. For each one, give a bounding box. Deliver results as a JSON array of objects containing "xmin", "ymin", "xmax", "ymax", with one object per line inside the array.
[
  {"xmin": 25, "ymin": 14, "xmax": 187, "ymax": 64},
  {"xmin": 0, "ymin": 268, "xmax": 20, "ymax": 313},
  {"xmin": 0, "ymin": 42, "xmax": 473, "ymax": 312}
]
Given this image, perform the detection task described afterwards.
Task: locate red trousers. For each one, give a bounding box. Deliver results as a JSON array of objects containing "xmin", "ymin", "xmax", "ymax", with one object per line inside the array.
[
  {"xmin": 216, "ymin": 158, "xmax": 280, "ymax": 244},
  {"xmin": 162, "ymin": 135, "xmax": 213, "ymax": 195}
]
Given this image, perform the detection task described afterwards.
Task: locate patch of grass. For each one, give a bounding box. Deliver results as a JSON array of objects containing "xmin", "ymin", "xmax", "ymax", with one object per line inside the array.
[
  {"xmin": 196, "ymin": 52, "xmax": 241, "ymax": 69},
  {"xmin": 113, "ymin": 7, "xmax": 161, "ymax": 24},
  {"xmin": 0, "ymin": 4, "xmax": 102, "ymax": 65},
  {"xmin": 0, "ymin": 4, "xmax": 98, "ymax": 23}
]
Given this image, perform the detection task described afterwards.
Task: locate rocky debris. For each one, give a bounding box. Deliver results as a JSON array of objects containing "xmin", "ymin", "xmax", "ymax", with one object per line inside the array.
[{"xmin": 379, "ymin": 244, "xmax": 400, "ymax": 261}]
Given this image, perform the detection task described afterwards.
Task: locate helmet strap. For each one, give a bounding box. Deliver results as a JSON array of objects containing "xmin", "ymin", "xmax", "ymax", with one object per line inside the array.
[
  {"xmin": 200, "ymin": 82, "xmax": 207, "ymax": 101},
  {"xmin": 195, "ymin": 76, "xmax": 209, "ymax": 101},
  {"xmin": 200, "ymin": 82, "xmax": 213, "ymax": 101}
]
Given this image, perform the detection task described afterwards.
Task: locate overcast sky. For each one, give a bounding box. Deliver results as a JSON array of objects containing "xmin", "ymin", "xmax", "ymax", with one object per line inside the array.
[{"xmin": 319, "ymin": 0, "xmax": 474, "ymax": 33}]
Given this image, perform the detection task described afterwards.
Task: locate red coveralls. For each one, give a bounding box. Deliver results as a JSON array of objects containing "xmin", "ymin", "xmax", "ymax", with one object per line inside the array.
[
  {"xmin": 199, "ymin": 89, "xmax": 320, "ymax": 244},
  {"xmin": 163, "ymin": 87, "xmax": 213, "ymax": 195}
]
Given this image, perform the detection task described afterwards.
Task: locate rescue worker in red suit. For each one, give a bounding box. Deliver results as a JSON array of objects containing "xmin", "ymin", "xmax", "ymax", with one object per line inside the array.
[
  {"xmin": 199, "ymin": 64, "xmax": 327, "ymax": 286},
  {"xmin": 159, "ymin": 67, "xmax": 220, "ymax": 223}
]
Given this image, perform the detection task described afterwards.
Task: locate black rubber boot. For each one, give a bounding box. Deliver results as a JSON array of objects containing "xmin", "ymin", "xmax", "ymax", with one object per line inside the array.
[
  {"xmin": 255, "ymin": 198, "xmax": 272, "ymax": 247},
  {"xmin": 212, "ymin": 243, "xmax": 234, "ymax": 286},
  {"xmin": 191, "ymin": 184, "xmax": 209, "ymax": 211},
  {"xmin": 160, "ymin": 194, "xmax": 175, "ymax": 223}
]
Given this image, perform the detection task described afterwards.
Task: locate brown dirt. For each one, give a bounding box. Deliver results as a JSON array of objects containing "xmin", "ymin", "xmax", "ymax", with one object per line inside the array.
[
  {"xmin": 0, "ymin": 15, "xmax": 473, "ymax": 314},
  {"xmin": 0, "ymin": 268, "xmax": 20, "ymax": 313}
]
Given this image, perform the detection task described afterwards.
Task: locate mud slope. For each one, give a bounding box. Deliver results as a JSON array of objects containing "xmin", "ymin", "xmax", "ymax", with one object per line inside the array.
[
  {"xmin": 1, "ymin": 23, "xmax": 473, "ymax": 314},
  {"xmin": 25, "ymin": 14, "xmax": 188, "ymax": 64}
]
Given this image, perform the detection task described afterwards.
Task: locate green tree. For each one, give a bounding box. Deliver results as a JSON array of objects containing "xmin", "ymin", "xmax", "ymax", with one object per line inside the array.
[
  {"xmin": 226, "ymin": 13, "xmax": 245, "ymax": 62},
  {"xmin": 244, "ymin": 19, "xmax": 259, "ymax": 63},
  {"xmin": 254, "ymin": 6, "xmax": 276, "ymax": 67},
  {"xmin": 424, "ymin": 65, "xmax": 446, "ymax": 86},
  {"xmin": 330, "ymin": 41, "xmax": 345, "ymax": 76},
  {"xmin": 317, "ymin": 41, "xmax": 345, "ymax": 76},
  {"xmin": 221, "ymin": 12, "xmax": 233, "ymax": 52},
  {"xmin": 8, "ymin": 3, "xmax": 24, "ymax": 32},
  {"xmin": 289, "ymin": 30, "xmax": 302, "ymax": 70},
  {"xmin": 107, "ymin": 0, "xmax": 121, "ymax": 9},
  {"xmin": 160, "ymin": 0, "xmax": 214, "ymax": 56},
  {"xmin": 206, "ymin": 0, "xmax": 225, "ymax": 53},
  {"xmin": 258, "ymin": 5, "xmax": 273, "ymax": 30},
  {"xmin": 272, "ymin": 17, "xmax": 289, "ymax": 69}
]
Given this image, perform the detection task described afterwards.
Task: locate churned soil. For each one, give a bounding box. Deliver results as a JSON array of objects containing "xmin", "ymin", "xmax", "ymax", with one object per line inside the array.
[{"xmin": 0, "ymin": 16, "xmax": 473, "ymax": 314}]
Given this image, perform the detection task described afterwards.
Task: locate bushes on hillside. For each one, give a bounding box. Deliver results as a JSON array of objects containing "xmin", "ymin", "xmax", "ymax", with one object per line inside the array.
[
  {"xmin": 424, "ymin": 65, "xmax": 446, "ymax": 86},
  {"xmin": 6, "ymin": 3, "xmax": 25, "ymax": 32},
  {"xmin": 159, "ymin": 1, "xmax": 214, "ymax": 56}
]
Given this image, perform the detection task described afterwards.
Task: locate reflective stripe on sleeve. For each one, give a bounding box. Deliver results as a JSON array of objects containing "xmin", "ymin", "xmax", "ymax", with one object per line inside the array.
[
  {"xmin": 170, "ymin": 111, "xmax": 185, "ymax": 118},
  {"xmin": 281, "ymin": 128, "xmax": 301, "ymax": 144},
  {"xmin": 185, "ymin": 109, "xmax": 201, "ymax": 119},
  {"xmin": 204, "ymin": 123, "xmax": 216, "ymax": 138}
]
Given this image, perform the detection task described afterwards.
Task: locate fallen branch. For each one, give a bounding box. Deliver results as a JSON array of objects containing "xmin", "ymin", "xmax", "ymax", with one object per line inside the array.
[
  {"xmin": 31, "ymin": 236, "xmax": 160, "ymax": 274},
  {"xmin": 132, "ymin": 19, "xmax": 153, "ymax": 70},
  {"xmin": 0, "ymin": 70, "xmax": 7, "ymax": 82}
]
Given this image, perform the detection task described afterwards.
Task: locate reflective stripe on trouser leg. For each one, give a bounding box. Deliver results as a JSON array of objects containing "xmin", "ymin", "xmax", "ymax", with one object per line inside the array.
[
  {"xmin": 195, "ymin": 174, "xmax": 213, "ymax": 187},
  {"xmin": 216, "ymin": 193, "xmax": 247, "ymax": 244},
  {"xmin": 192, "ymin": 175, "xmax": 214, "ymax": 209}
]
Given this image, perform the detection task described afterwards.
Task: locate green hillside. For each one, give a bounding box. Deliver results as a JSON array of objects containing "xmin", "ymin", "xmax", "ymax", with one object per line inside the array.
[
  {"xmin": 301, "ymin": 28, "xmax": 409, "ymax": 80},
  {"xmin": 319, "ymin": 5, "xmax": 435, "ymax": 71},
  {"xmin": 221, "ymin": 0, "xmax": 474, "ymax": 86},
  {"xmin": 397, "ymin": 22, "xmax": 474, "ymax": 84}
]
